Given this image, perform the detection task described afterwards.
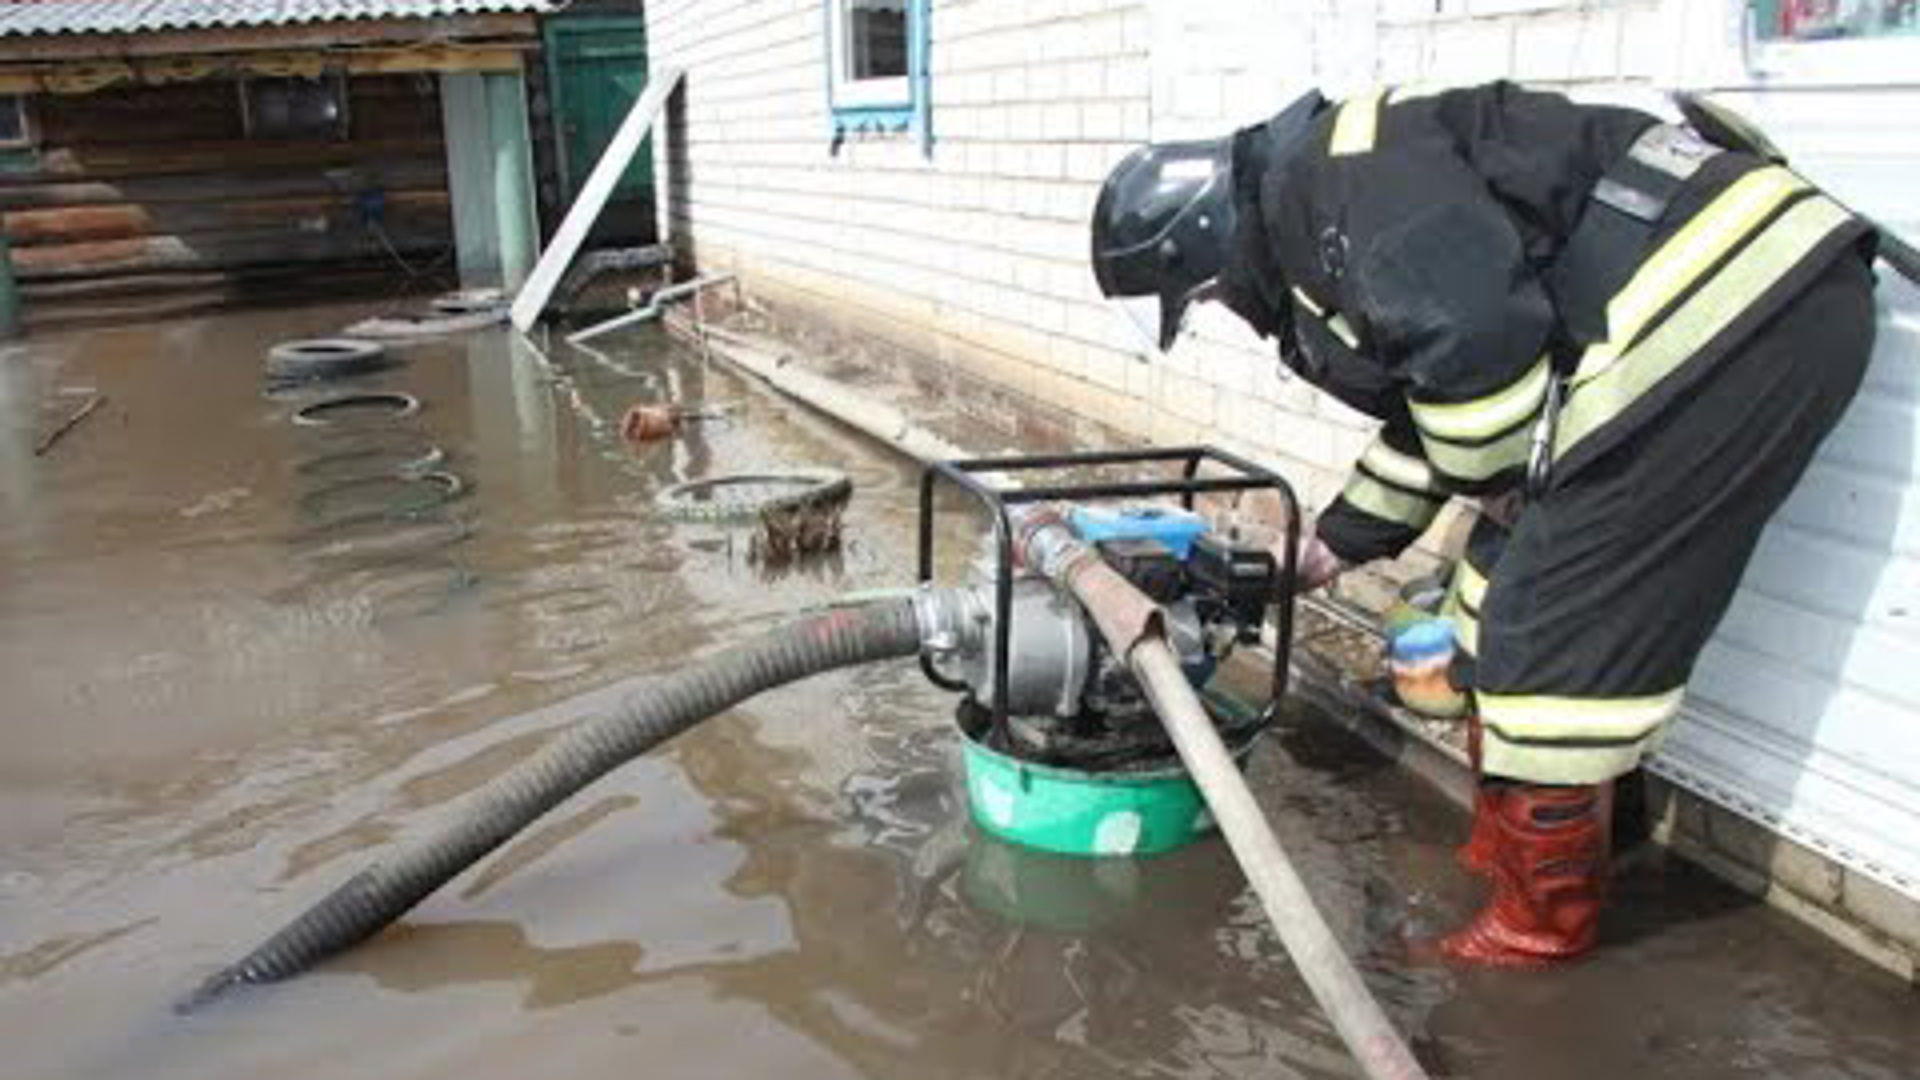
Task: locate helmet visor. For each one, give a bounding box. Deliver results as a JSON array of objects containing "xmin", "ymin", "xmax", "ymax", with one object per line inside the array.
[{"xmin": 1113, "ymin": 294, "xmax": 1170, "ymax": 356}]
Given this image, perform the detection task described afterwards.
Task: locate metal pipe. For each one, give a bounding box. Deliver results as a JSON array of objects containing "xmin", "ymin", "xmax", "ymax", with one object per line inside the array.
[
  {"xmin": 565, "ymin": 274, "xmax": 736, "ymax": 345},
  {"xmin": 1012, "ymin": 509, "xmax": 1431, "ymax": 1080},
  {"xmin": 1133, "ymin": 644, "xmax": 1428, "ymax": 1080}
]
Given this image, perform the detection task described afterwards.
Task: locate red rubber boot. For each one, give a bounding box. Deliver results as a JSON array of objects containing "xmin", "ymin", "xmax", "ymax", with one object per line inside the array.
[
  {"xmin": 1457, "ymin": 715, "xmax": 1499, "ymax": 875},
  {"xmin": 1439, "ymin": 782, "xmax": 1612, "ymax": 968}
]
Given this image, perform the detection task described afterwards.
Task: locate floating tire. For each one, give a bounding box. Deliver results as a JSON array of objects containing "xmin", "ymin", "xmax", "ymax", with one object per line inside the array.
[
  {"xmin": 431, "ymin": 289, "xmax": 508, "ymax": 316},
  {"xmin": 654, "ymin": 468, "xmax": 852, "ymax": 523},
  {"xmin": 341, "ymin": 309, "xmax": 506, "ymax": 340},
  {"xmin": 265, "ymin": 338, "xmax": 390, "ymax": 383},
  {"xmin": 292, "ymin": 391, "xmax": 422, "ymax": 427}
]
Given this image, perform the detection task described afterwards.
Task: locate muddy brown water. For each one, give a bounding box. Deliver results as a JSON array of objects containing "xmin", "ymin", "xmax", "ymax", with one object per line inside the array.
[{"xmin": 1, "ymin": 303, "xmax": 1914, "ymax": 1080}]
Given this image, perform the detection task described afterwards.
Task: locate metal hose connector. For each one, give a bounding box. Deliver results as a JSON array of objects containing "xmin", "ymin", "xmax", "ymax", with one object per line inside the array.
[{"xmin": 180, "ymin": 596, "xmax": 934, "ymax": 1013}]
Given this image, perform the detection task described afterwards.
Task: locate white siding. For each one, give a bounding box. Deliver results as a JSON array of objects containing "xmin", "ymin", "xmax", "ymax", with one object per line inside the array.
[
  {"xmin": 1643, "ymin": 74, "xmax": 1920, "ymax": 898},
  {"xmin": 646, "ymin": 0, "xmax": 1169, "ymax": 461}
]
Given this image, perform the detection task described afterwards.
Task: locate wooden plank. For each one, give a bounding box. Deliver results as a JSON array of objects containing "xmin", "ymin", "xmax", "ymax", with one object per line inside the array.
[
  {"xmin": 3, "ymin": 192, "xmax": 450, "ymax": 245},
  {"xmin": 0, "ymin": 45, "xmax": 525, "ymax": 95},
  {"xmin": 33, "ymin": 81, "xmax": 439, "ymax": 147},
  {"xmin": 344, "ymin": 45, "xmax": 525, "ymax": 77},
  {"xmin": 0, "ymin": 136, "xmax": 443, "ymax": 181},
  {"xmin": 21, "ymin": 263, "xmax": 422, "ymax": 331},
  {"xmin": 512, "ymin": 66, "xmax": 681, "ymax": 331},
  {"xmin": 0, "ymin": 15, "xmax": 538, "ymax": 64},
  {"xmin": 0, "ymin": 161, "xmax": 448, "ymax": 209},
  {"xmin": 22, "ymin": 270, "xmax": 234, "ymax": 301},
  {"xmin": 13, "ymin": 226, "xmax": 450, "ymax": 279}
]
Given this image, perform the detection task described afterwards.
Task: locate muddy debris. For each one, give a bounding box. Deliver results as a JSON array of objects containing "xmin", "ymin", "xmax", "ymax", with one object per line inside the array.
[
  {"xmin": 620, "ymin": 403, "xmax": 681, "ymax": 443},
  {"xmin": 750, "ymin": 496, "xmax": 846, "ymax": 567},
  {"xmin": 619, "ymin": 401, "xmax": 737, "ymax": 444},
  {"xmin": 32, "ymin": 390, "xmax": 104, "ymax": 457}
]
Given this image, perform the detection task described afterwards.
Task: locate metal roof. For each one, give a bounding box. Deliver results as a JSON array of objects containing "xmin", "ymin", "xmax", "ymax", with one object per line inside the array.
[{"xmin": 0, "ymin": 0, "xmax": 554, "ymax": 38}]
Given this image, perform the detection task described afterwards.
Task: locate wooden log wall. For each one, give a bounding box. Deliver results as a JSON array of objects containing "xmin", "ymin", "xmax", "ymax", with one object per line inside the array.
[{"xmin": 0, "ymin": 74, "xmax": 454, "ymax": 329}]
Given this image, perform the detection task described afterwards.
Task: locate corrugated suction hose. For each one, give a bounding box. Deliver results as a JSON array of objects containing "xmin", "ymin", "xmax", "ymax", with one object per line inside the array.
[{"xmin": 179, "ymin": 598, "xmax": 926, "ymax": 1013}]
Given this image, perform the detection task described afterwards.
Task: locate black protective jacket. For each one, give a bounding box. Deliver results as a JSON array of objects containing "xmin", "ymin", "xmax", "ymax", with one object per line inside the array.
[{"xmin": 1218, "ymin": 82, "xmax": 1872, "ymax": 565}]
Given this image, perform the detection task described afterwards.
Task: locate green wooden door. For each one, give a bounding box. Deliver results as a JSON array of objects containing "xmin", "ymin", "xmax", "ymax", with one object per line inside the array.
[{"xmin": 543, "ymin": 14, "xmax": 653, "ymax": 224}]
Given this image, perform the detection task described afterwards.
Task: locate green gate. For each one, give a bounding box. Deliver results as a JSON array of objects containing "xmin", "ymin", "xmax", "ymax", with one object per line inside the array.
[{"xmin": 542, "ymin": 13, "xmax": 654, "ymax": 241}]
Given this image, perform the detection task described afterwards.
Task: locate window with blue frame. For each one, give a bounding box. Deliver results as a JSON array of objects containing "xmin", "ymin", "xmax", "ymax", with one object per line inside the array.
[
  {"xmin": 826, "ymin": 0, "xmax": 931, "ymax": 155},
  {"xmin": 1753, "ymin": 0, "xmax": 1919, "ymax": 40}
]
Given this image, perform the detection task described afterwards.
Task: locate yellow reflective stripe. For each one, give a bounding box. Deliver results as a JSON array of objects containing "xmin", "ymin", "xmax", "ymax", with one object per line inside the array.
[
  {"xmin": 1451, "ymin": 608, "xmax": 1480, "ymax": 657},
  {"xmin": 1576, "ymin": 166, "xmax": 1810, "ymax": 383},
  {"xmin": 1341, "ymin": 474, "xmax": 1443, "ymax": 530},
  {"xmin": 1417, "ymin": 422, "xmax": 1531, "ymax": 482},
  {"xmin": 1290, "ymin": 286, "xmax": 1326, "ymax": 317},
  {"xmin": 1481, "ymin": 729, "xmax": 1666, "ymax": 785},
  {"xmin": 1329, "ymin": 90, "xmax": 1383, "ymax": 156},
  {"xmin": 1326, "ymin": 312, "xmax": 1360, "ymax": 348},
  {"xmin": 1479, "ymin": 687, "xmax": 1685, "ymax": 740},
  {"xmin": 1456, "ymin": 559, "xmax": 1488, "ymax": 611},
  {"xmin": 1409, "ymin": 355, "xmax": 1551, "ymax": 442},
  {"xmin": 1359, "ymin": 437, "xmax": 1439, "ymax": 494},
  {"xmin": 1557, "ymin": 195, "xmax": 1853, "ymax": 459}
]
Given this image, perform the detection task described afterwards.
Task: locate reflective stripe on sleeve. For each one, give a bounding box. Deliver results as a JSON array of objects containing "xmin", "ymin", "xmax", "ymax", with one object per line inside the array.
[
  {"xmin": 1358, "ymin": 437, "xmax": 1441, "ymax": 495},
  {"xmin": 1575, "ymin": 166, "xmax": 1811, "ymax": 383},
  {"xmin": 1556, "ymin": 194, "xmax": 1854, "ymax": 460},
  {"xmin": 1329, "ymin": 90, "xmax": 1383, "ymax": 157},
  {"xmin": 1451, "ymin": 607, "xmax": 1480, "ymax": 657},
  {"xmin": 1340, "ymin": 473, "xmax": 1444, "ymax": 531},
  {"xmin": 1439, "ymin": 557, "xmax": 1486, "ymax": 656},
  {"xmin": 1455, "ymin": 559, "xmax": 1488, "ymax": 611},
  {"xmin": 1415, "ymin": 422, "xmax": 1532, "ymax": 484},
  {"xmin": 1290, "ymin": 286, "xmax": 1327, "ymax": 317},
  {"xmin": 1326, "ymin": 312, "xmax": 1360, "ymax": 348},
  {"xmin": 1409, "ymin": 355, "xmax": 1551, "ymax": 442}
]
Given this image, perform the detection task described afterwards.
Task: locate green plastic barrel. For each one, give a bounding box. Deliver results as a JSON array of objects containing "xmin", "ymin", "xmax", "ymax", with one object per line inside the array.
[{"xmin": 959, "ymin": 728, "xmax": 1224, "ymax": 857}]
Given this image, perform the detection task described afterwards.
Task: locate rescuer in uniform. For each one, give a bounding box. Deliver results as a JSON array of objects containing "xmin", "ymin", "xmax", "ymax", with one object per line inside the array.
[{"xmin": 1090, "ymin": 82, "xmax": 1880, "ymax": 966}]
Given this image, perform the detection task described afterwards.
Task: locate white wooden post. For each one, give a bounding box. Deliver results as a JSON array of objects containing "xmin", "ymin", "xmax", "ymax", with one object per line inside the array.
[{"xmin": 510, "ymin": 66, "xmax": 684, "ymax": 332}]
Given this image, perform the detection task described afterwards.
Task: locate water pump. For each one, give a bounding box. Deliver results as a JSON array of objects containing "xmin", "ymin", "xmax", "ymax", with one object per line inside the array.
[{"xmin": 913, "ymin": 447, "xmax": 1299, "ymax": 856}]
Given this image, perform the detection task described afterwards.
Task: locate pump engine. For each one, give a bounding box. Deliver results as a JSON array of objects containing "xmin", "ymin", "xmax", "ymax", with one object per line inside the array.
[{"xmin": 916, "ymin": 455, "xmax": 1296, "ymax": 777}]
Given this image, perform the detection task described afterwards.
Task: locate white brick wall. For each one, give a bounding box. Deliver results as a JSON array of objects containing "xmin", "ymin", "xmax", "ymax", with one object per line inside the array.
[{"xmin": 649, "ymin": 0, "xmax": 1670, "ymax": 523}]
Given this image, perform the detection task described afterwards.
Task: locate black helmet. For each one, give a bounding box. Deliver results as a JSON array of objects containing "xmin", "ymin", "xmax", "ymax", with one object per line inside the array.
[
  {"xmin": 1090, "ymin": 137, "xmax": 1236, "ymax": 352},
  {"xmin": 1091, "ymin": 91, "xmax": 1327, "ymax": 353}
]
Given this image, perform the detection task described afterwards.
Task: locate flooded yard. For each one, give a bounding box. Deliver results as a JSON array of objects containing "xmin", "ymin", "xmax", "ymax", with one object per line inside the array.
[{"xmin": 0, "ymin": 302, "xmax": 1913, "ymax": 1080}]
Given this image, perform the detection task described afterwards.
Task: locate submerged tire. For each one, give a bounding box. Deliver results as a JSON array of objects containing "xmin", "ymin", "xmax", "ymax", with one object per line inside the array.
[
  {"xmin": 292, "ymin": 392, "xmax": 422, "ymax": 427},
  {"xmin": 266, "ymin": 338, "xmax": 390, "ymax": 383},
  {"xmin": 302, "ymin": 514, "xmax": 475, "ymax": 566},
  {"xmin": 299, "ymin": 470, "xmax": 465, "ymax": 530},
  {"xmin": 654, "ymin": 468, "xmax": 852, "ymax": 522},
  {"xmin": 293, "ymin": 435, "xmax": 447, "ymax": 484}
]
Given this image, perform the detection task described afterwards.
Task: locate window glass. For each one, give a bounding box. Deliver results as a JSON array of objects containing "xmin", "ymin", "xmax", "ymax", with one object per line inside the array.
[
  {"xmin": 1754, "ymin": 0, "xmax": 1920, "ymax": 41},
  {"xmin": 0, "ymin": 96, "xmax": 27, "ymax": 146},
  {"xmin": 845, "ymin": 0, "xmax": 908, "ymax": 81},
  {"xmin": 241, "ymin": 76, "xmax": 348, "ymax": 140}
]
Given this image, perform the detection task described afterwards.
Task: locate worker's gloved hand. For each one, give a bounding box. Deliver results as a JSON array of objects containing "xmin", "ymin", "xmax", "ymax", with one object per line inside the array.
[{"xmin": 1295, "ymin": 533, "xmax": 1348, "ymax": 593}]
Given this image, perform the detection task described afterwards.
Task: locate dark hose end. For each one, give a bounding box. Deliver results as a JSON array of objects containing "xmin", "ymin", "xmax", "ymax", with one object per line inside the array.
[{"xmin": 173, "ymin": 965, "xmax": 250, "ymax": 1016}]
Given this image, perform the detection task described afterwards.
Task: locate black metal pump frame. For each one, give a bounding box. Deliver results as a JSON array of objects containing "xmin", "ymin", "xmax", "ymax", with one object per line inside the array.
[{"xmin": 916, "ymin": 445, "xmax": 1300, "ymax": 745}]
